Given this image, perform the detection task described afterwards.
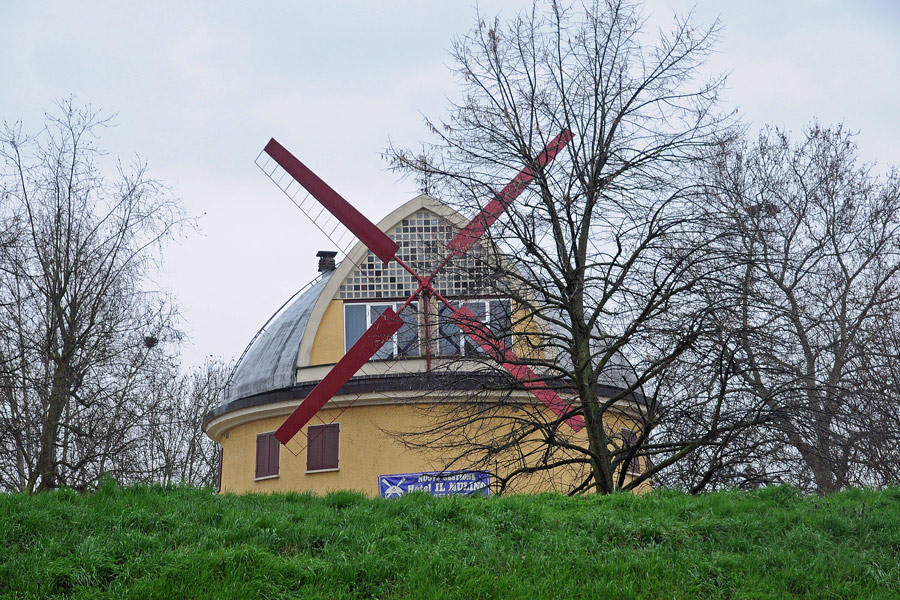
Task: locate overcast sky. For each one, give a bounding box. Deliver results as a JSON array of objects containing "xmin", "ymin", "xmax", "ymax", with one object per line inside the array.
[{"xmin": 3, "ymin": 1, "xmax": 899, "ymax": 369}]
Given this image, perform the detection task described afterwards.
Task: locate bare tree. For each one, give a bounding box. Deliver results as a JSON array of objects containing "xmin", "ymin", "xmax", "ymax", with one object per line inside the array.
[
  {"xmin": 137, "ymin": 357, "xmax": 230, "ymax": 487},
  {"xmin": 0, "ymin": 99, "xmax": 188, "ymax": 492},
  {"xmin": 701, "ymin": 124, "xmax": 900, "ymax": 493},
  {"xmin": 388, "ymin": 1, "xmax": 768, "ymax": 494}
]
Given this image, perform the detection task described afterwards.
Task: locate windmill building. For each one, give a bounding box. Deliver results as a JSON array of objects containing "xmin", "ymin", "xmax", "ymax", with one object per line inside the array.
[{"xmin": 202, "ymin": 194, "xmax": 647, "ymax": 496}]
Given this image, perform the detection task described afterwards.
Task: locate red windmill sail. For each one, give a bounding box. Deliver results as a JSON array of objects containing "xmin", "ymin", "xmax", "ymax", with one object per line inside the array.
[{"xmin": 255, "ymin": 129, "xmax": 581, "ymax": 445}]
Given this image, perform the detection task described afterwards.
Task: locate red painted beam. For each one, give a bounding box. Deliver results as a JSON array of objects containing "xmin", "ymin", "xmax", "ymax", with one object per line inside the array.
[
  {"xmin": 270, "ymin": 129, "xmax": 578, "ymax": 441},
  {"xmin": 447, "ymin": 129, "xmax": 573, "ymax": 255},
  {"xmin": 264, "ymin": 138, "xmax": 400, "ymax": 264},
  {"xmin": 275, "ymin": 308, "xmax": 404, "ymax": 444},
  {"xmin": 451, "ymin": 305, "xmax": 585, "ymax": 432}
]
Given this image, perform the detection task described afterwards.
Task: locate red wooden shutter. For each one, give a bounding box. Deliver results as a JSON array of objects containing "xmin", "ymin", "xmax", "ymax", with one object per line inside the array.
[
  {"xmin": 307, "ymin": 426, "xmax": 323, "ymax": 471},
  {"xmin": 256, "ymin": 432, "xmax": 279, "ymax": 478},
  {"xmin": 256, "ymin": 433, "xmax": 267, "ymax": 478},
  {"xmin": 323, "ymin": 424, "xmax": 339, "ymax": 469},
  {"xmin": 307, "ymin": 424, "xmax": 339, "ymax": 471},
  {"xmin": 268, "ymin": 435, "xmax": 279, "ymax": 476}
]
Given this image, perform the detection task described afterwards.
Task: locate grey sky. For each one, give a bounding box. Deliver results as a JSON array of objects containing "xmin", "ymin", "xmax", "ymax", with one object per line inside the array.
[{"xmin": 3, "ymin": 1, "xmax": 899, "ymax": 368}]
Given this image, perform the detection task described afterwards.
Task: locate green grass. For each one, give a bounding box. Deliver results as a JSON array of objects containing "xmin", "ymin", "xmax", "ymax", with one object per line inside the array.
[{"xmin": 2, "ymin": 482, "xmax": 899, "ymax": 599}]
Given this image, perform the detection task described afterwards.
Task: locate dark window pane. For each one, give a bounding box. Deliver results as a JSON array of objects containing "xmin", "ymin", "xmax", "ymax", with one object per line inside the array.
[
  {"xmin": 462, "ymin": 301, "xmax": 487, "ymax": 356},
  {"xmin": 489, "ymin": 299, "xmax": 513, "ymax": 350},
  {"xmin": 438, "ymin": 303, "xmax": 461, "ymax": 355},
  {"xmin": 344, "ymin": 304, "xmax": 367, "ymax": 351},
  {"xmin": 369, "ymin": 304, "xmax": 394, "ymax": 359},
  {"xmin": 397, "ymin": 302, "xmax": 419, "ymax": 357}
]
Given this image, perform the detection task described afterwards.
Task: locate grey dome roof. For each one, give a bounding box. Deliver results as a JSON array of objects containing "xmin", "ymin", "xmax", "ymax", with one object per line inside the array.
[{"xmin": 223, "ymin": 272, "xmax": 333, "ymax": 403}]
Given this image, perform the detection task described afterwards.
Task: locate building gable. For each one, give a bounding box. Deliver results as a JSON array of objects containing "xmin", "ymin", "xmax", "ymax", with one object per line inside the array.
[{"xmin": 297, "ymin": 194, "xmax": 505, "ymax": 369}]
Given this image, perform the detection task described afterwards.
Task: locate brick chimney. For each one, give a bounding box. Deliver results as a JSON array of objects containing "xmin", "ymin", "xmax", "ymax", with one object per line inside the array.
[{"xmin": 316, "ymin": 250, "xmax": 337, "ymax": 272}]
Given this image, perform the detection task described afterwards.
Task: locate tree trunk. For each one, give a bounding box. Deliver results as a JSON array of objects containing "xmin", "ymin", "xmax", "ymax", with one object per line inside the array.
[{"xmin": 29, "ymin": 362, "xmax": 70, "ymax": 492}]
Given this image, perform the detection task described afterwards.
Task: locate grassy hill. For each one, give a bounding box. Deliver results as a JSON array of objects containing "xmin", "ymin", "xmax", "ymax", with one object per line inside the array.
[{"xmin": 2, "ymin": 482, "xmax": 899, "ymax": 599}]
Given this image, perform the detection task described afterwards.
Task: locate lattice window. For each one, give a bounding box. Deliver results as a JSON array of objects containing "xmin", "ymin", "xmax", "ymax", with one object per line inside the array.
[{"xmin": 338, "ymin": 210, "xmax": 497, "ymax": 300}]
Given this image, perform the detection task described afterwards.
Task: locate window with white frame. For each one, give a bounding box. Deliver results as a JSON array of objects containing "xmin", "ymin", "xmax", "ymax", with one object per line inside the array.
[
  {"xmin": 437, "ymin": 299, "xmax": 513, "ymax": 356},
  {"xmin": 344, "ymin": 301, "xmax": 419, "ymax": 359}
]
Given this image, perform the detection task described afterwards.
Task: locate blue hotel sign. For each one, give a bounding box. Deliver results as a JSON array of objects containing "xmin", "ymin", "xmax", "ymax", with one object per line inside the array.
[{"xmin": 378, "ymin": 471, "xmax": 490, "ymax": 498}]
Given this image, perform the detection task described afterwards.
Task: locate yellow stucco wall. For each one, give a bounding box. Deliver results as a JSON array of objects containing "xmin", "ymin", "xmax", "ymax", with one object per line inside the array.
[
  {"xmin": 219, "ymin": 403, "xmax": 446, "ymax": 495},
  {"xmin": 216, "ymin": 397, "xmax": 648, "ymax": 496}
]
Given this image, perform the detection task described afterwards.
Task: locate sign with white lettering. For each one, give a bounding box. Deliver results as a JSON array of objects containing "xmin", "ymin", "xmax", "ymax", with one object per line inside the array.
[{"xmin": 378, "ymin": 471, "xmax": 490, "ymax": 498}]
